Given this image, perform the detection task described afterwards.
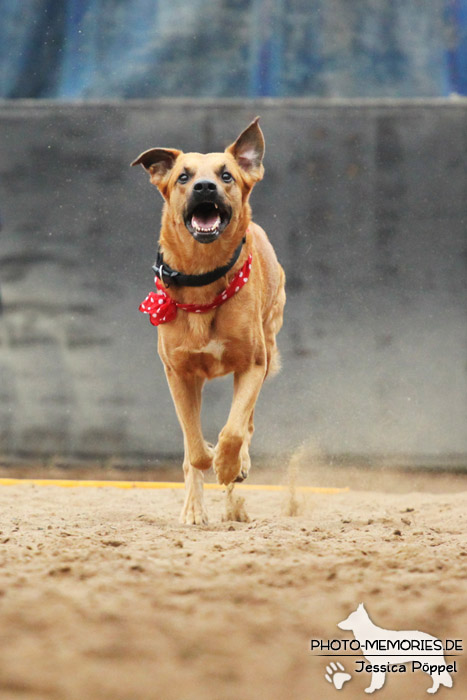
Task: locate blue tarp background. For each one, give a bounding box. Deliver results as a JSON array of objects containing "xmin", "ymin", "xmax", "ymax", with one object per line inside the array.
[{"xmin": 1, "ymin": 0, "xmax": 467, "ymax": 99}]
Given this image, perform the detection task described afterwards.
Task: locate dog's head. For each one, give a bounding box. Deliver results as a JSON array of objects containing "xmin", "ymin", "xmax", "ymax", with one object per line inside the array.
[
  {"xmin": 337, "ymin": 603, "xmax": 368, "ymax": 632},
  {"xmin": 131, "ymin": 118, "xmax": 265, "ymax": 244}
]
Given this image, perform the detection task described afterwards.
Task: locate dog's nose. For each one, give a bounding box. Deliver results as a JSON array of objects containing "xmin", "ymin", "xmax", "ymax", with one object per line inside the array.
[{"xmin": 193, "ymin": 179, "xmax": 217, "ymax": 195}]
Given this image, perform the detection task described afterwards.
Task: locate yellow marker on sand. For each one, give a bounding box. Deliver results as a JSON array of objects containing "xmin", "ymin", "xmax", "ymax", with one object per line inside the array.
[{"xmin": 0, "ymin": 477, "xmax": 348, "ymax": 494}]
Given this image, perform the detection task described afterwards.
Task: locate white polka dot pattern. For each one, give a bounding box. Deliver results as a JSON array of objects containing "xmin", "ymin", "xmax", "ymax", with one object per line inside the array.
[{"xmin": 139, "ymin": 253, "xmax": 253, "ymax": 327}]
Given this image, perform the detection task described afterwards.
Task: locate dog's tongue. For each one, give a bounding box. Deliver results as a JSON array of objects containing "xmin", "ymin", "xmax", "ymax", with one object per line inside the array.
[{"xmin": 192, "ymin": 211, "xmax": 220, "ymax": 230}]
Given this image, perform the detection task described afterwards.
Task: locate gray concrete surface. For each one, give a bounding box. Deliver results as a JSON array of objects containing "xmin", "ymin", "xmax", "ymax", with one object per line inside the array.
[{"xmin": 0, "ymin": 99, "xmax": 466, "ymax": 463}]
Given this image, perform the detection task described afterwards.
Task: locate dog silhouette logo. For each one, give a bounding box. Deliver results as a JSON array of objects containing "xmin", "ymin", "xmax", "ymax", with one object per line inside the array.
[{"xmin": 337, "ymin": 603, "xmax": 453, "ymax": 694}]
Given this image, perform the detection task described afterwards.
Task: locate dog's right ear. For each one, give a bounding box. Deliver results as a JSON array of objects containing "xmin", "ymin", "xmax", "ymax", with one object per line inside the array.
[
  {"xmin": 131, "ymin": 148, "xmax": 182, "ymax": 189},
  {"xmin": 226, "ymin": 117, "xmax": 265, "ymax": 182}
]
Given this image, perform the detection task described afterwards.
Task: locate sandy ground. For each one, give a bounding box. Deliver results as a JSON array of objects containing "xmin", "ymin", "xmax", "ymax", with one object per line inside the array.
[{"xmin": 0, "ymin": 464, "xmax": 466, "ymax": 700}]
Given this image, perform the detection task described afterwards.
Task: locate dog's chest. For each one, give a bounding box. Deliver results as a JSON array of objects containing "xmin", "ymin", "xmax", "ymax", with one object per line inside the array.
[
  {"xmin": 189, "ymin": 339, "xmax": 225, "ymax": 361},
  {"xmin": 159, "ymin": 305, "xmax": 254, "ymax": 379},
  {"xmin": 171, "ymin": 337, "xmax": 227, "ymax": 379},
  {"xmin": 167, "ymin": 325, "xmax": 251, "ymax": 378}
]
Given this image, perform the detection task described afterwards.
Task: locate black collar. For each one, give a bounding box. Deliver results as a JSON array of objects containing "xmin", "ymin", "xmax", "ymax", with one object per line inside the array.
[{"xmin": 153, "ymin": 237, "xmax": 246, "ymax": 288}]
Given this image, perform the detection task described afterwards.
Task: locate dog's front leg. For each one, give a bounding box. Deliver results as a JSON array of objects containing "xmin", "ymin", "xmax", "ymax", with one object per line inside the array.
[
  {"xmin": 214, "ymin": 356, "xmax": 266, "ymax": 485},
  {"xmin": 179, "ymin": 438, "xmax": 208, "ymax": 526},
  {"xmin": 365, "ymin": 670, "xmax": 386, "ymax": 694},
  {"xmin": 164, "ymin": 368, "xmax": 213, "ymax": 524}
]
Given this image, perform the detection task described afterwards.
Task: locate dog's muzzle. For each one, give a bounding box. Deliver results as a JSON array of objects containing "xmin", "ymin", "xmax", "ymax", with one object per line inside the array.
[{"xmin": 184, "ymin": 179, "xmax": 232, "ymax": 243}]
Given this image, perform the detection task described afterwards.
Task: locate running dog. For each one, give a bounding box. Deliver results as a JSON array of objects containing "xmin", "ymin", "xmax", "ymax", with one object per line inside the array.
[{"xmin": 132, "ymin": 118, "xmax": 285, "ymax": 524}]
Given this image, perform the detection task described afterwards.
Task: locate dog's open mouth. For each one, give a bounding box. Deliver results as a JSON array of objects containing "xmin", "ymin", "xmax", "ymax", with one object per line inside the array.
[{"xmin": 185, "ymin": 202, "xmax": 231, "ymax": 243}]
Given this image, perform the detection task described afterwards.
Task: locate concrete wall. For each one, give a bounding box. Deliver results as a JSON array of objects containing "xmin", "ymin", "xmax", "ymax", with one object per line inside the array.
[{"xmin": 1, "ymin": 99, "xmax": 466, "ymax": 462}]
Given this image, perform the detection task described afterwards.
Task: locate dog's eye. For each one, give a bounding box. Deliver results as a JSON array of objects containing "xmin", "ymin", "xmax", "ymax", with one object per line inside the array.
[
  {"xmin": 178, "ymin": 173, "xmax": 189, "ymax": 184},
  {"xmin": 221, "ymin": 171, "xmax": 233, "ymax": 183}
]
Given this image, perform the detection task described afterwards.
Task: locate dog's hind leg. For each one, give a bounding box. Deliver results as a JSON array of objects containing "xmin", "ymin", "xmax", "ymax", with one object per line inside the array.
[{"xmin": 427, "ymin": 668, "xmax": 452, "ymax": 693}]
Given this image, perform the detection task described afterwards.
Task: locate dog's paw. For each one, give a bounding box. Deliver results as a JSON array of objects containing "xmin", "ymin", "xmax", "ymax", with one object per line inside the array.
[
  {"xmin": 234, "ymin": 446, "xmax": 251, "ymax": 482},
  {"xmin": 214, "ymin": 435, "xmax": 243, "ymax": 485},
  {"xmin": 325, "ymin": 662, "xmax": 351, "ymax": 690},
  {"xmin": 234, "ymin": 471, "xmax": 247, "ymax": 483},
  {"xmin": 179, "ymin": 486, "xmax": 208, "ymax": 526},
  {"xmin": 179, "ymin": 500, "xmax": 208, "ymax": 526}
]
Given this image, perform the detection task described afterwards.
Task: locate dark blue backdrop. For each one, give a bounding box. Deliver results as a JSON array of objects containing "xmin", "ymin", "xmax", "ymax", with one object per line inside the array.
[{"xmin": 1, "ymin": 0, "xmax": 467, "ymax": 99}]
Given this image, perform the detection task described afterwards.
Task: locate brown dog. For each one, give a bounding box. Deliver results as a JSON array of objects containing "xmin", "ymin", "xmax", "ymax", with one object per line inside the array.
[{"xmin": 132, "ymin": 118, "xmax": 285, "ymax": 524}]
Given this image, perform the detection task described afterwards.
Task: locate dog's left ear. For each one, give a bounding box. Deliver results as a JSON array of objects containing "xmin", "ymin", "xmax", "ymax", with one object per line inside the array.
[
  {"xmin": 131, "ymin": 147, "xmax": 182, "ymax": 189},
  {"xmin": 226, "ymin": 117, "xmax": 265, "ymax": 182}
]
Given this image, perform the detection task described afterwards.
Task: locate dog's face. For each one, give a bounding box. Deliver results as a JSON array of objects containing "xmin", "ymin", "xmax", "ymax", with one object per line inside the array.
[{"xmin": 132, "ymin": 118, "xmax": 265, "ymax": 244}]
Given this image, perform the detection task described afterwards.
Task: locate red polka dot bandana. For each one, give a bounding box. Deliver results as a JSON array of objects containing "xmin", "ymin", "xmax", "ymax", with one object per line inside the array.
[{"xmin": 139, "ymin": 254, "xmax": 253, "ymax": 326}]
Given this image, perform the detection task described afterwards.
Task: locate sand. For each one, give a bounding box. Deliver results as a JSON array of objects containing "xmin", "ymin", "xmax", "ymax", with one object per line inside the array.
[{"xmin": 0, "ymin": 464, "xmax": 466, "ymax": 700}]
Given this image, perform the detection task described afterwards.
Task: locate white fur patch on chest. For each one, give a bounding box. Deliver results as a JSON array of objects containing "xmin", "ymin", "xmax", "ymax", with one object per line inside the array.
[
  {"xmin": 195, "ymin": 339, "xmax": 225, "ymax": 360},
  {"xmin": 179, "ymin": 339, "xmax": 226, "ymax": 361}
]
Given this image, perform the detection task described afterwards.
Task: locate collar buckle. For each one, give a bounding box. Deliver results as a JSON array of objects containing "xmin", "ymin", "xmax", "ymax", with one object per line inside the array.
[
  {"xmin": 152, "ymin": 259, "xmax": 180, "ymax": 288},
  {"xmin": 151, "ymin": 235, "xmax": 247, "ymax": 289}
]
